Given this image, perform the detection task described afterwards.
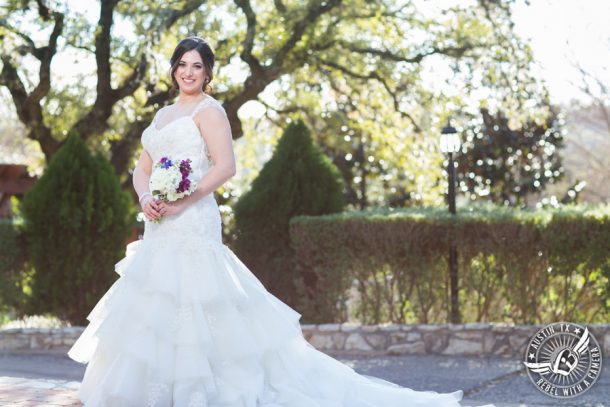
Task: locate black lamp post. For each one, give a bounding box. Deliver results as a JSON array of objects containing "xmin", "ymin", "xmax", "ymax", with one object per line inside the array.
[{"xmin": 440, "ymin": 120, "xmax": 461, "ymax": 324}]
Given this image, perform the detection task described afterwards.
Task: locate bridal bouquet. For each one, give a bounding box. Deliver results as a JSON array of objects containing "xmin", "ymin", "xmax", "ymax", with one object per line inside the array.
[
  {"xmin": 150, "ymin": 156, "xmax": 198, "ymax": 201},
  {"xmin": 143, "ymin": 156, "xmax": 198, "ymax": 222}
]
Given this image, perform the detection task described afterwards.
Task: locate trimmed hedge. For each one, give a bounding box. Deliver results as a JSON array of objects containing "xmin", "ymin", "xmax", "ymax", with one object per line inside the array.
[
  {"xmin": 0, "ymin": 219, "xmax": 27, "ymax": 319},
  {"xmin": 290, "ymin": 205, "xmax": 610, "ymax": 324}
]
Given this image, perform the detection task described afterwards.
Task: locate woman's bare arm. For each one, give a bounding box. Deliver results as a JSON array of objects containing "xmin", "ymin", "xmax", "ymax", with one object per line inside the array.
[
  {"xmin": 133, "ymin": 149, "xmax": 153, "ymax": 197},
  {"xmin": 195, "ymin": 105, "xmax": 236, "ymax": 191},
  {"xmin": 133, "ymin": 148, "xmax": 161, "ymax": 220}
]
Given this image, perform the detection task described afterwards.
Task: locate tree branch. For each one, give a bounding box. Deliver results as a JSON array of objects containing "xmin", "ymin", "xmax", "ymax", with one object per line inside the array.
[
  {"xmin": 233, "ymin": 0, "xmax": 263, "ymax": 74},
  {"xmin": 145, "ymin": 87, "xmax": 177, "ymax": 107},
  {"xmin": 224, "ymin": 0, "xmax": 343, "ymax": 140},
  {"xmin": 0, "ymin": 0, "xmax": 64, "ymax": 159},
  {"xmin": 0, "ymin": 23, "xmax": 44, "ymax": 59},
  {"xmin": 29, "ymin": 10, "xmax": 64, "ymax": 103},
  {"xmin": 258, "ymin": 98, "xmax": 309, "ymax": 116},
  {"xmin": 0, "ymin": 58, "xmax": 30, "ymax": 126},
  {"xmin": 73, "ymin": 0, "xmax": 151, "ymax": 140},
  {"xmin": 161, "ymin": 0, "xmax": 208, "ymax": 29},
  {"xmin": 0, "ymin": 57, "xmax": 60, "ymax": 157},
  {"xmin": 112, "ymin": 55, "xmax": 148, "ymax": 100},
  {"xmin": 318, "ymin": 58, "xmax": 422, "ymax": 132},
  {"xmin": 340, "ymin": 41, "xmax": 479, "ymax": 63},
  {"xmin": 344, "ymin": 3, "xmax": 411, "ymax": 20},
  {"xmin": 574, "ymin": 64, "xmax": 610, "ymax": 136},
  {"xmin": 95, "ymin": 0, "xmax": 119, "ymax": 98},
  {"xmin": 112, "ymin": 118, "xmax": 152, "ymax": 183},
  {"xmin": 269, "ymin": 0, "xmax": 343, "ymax": 74},
  {"xmin": 568, "ymin": 138, "xmax": 610, "ymax": 175},
  {"xmin": 34, "ymin": 0, "xmax": 52, "ymax": 21},
  {"xmin": 273, "ymin": 0, "xmax": 287, "ymax": 14}
]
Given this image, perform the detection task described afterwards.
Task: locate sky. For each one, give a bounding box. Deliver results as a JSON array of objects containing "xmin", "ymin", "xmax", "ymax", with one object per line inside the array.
[
  {"xmin": 511, "ymin": 0, "xmax": 609, "ymax": 104},
  {"xmin": 414, "ymin": 0, "xmax": 610, "ymax": 106}
]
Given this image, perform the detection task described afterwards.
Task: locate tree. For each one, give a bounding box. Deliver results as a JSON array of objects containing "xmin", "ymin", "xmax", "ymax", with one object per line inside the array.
[
  {"xmin": 554, "ymin": 62, "xmax": 610, "ymax": 204},
  {"xmin": 232, "ymin": 119, "xmax": 345, "ymax": 306},
  {"xmin": 1, "ymin": 0, "xmax": 546, "ymax": 201},
  {"xmin": 569, "ymin": 46, "xmax": 610, "ymax": 301},
  {"xmin": 21, "ymin": 134, "xmax": 132, "ymax": 324},
  {"xmin": 456, "ymin": 107, "xmax": 565, "ymax": 206}
]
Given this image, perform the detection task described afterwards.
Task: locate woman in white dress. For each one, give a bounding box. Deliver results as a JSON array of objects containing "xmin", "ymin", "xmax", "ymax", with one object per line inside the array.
[{"xmin": 68, "ymin": 36, "xmax": 486, "ymax": 407}]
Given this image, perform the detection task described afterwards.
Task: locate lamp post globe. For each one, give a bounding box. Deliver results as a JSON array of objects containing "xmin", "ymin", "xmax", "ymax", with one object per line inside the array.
[
  {"xmin": 440, "ymin": 121, "xmax": 460, "ymax": 154},
  {"xmin": 440, "ymin": 120, "xmax": 460, "ymax": 214}
]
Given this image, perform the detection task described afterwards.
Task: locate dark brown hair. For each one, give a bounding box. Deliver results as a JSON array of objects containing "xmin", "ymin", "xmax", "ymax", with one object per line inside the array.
[{"xmin": 169, "ymin": 36, "xmax": 215, "ymax": 93}]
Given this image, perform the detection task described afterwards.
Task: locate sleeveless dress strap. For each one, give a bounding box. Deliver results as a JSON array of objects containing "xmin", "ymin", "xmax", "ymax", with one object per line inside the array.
[
  {"xmin": 190, "ymin": 96, "xmax": 227, "ymax": 118},
  {"xmin": 189, "ymin": 97, "xmax": 223, "ymax": 165}
]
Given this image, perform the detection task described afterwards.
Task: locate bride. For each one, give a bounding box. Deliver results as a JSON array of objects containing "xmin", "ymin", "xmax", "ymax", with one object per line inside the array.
[{"xmin": 68, "ymin": 36, "xmax": 487, "ymax": 407}]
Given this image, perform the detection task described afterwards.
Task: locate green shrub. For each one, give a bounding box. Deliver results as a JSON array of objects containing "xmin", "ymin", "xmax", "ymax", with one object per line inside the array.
[
  {"xmin": 290, "ymin": 204, "xmax": 610, "ymax": 324},
  {"xmin": 21, "ymin": 134, "xmax": 133, "ymax": 325},
  {"xmin": 0, "ymin": 219, "xmax": 27, "ymax": 319},
  {"xmin": 233, "ymin": 119, "xmax": 345, "ymax": 307}
]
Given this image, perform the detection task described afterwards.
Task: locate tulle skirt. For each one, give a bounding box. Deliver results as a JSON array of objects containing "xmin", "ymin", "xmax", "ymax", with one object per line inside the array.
[{"xmin": 68, "ymin": 229, "xmax": 473, "ymax": 406}]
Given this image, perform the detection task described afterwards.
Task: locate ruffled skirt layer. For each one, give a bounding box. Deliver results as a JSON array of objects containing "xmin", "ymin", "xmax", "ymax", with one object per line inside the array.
[{"xmin": 68, "ymin": 238, "xmax": 467, "ymax": 406}]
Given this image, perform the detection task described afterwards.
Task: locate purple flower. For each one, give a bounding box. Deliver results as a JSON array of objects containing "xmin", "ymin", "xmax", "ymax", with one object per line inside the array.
[
  {"xmin": 177, "ymin": 178, "xmax": 191, "ymax": 193},
  {"xmin": 179, "ymin": 159, "xmax": 193, "ymax": 179}
]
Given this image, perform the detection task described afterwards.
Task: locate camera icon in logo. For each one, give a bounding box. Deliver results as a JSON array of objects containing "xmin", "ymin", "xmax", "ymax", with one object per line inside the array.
[{"xmin": 523, "ymin": 322, "xmax": 603, "ymax": 398}]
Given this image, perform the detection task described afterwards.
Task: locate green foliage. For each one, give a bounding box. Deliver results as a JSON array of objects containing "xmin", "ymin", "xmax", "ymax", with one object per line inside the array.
[
  {"xmin": 457, "ymin": 107, "xmax": 565, "ymax": 205},
  {"xmin": 233, "ymin": 119, "xmax": 345, "ymax": 307},
  {"xmin": 0, "ymin": 219, "xmax": 27, "ymax": 317},
  {"xmin": 2, "ymin": 0, "xmax": 549, "ymax": 207},
  {"xmin": 290, "ymin": 204, "xmax": 610, "ymax": 324},
  {"xmin": 21, "ymin": 134, "xmax": 133, "ymax": 325}
]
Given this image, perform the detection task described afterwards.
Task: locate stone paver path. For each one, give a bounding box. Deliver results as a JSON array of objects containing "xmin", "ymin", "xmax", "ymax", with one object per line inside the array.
[{"xmin": 0, "ymin": 376, "xmax": 81, "ymax": 406}]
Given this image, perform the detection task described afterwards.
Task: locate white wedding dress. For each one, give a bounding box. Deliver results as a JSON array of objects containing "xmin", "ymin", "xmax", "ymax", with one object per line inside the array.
[{"xmin": 68, "ymin": 96, "xmax": 479, "ymax": 407}]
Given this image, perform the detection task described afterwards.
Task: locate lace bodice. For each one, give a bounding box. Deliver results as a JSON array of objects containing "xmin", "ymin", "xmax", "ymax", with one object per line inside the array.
[
  {"xmin": 142, "ymin": 96, "xmax": 225, "ymax": 181},
  {"xmin": 140, "ymin": 95, "xmax": 226, "ymax": 247}
]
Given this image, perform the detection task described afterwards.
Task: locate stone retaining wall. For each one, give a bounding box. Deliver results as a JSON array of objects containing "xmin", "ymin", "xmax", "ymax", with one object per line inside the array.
[
  {"xmin": 302, "ymin": 323, "xmax": 610, "ymax": 358},
  {"xmin": 2, "ymin": 323, "xmax": 609, "ymax": 359},
  {"xmin": 0, "ymin": 327, "xmax": 83, "ymax": 352}
]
